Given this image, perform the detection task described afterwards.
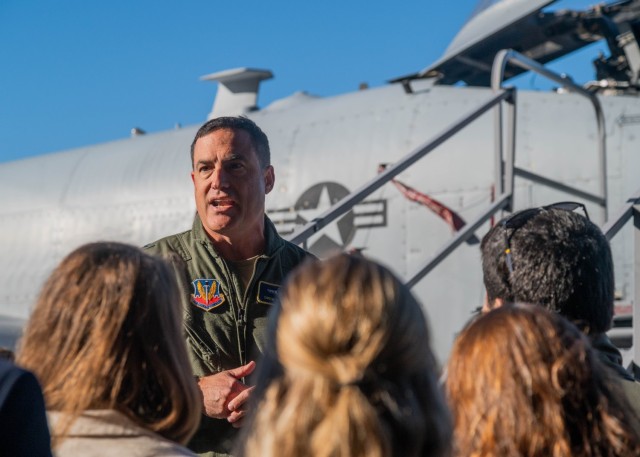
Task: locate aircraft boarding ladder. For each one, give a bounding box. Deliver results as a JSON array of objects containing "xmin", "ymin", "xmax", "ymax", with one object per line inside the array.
[{"xmin": 287, "ymin": 49, "xmax": 640, "ymax": 365}]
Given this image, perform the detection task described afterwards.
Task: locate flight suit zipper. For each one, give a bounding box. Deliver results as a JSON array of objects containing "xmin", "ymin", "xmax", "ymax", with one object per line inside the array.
[
  {"xmin": 236, "ymin": 306, "xmax": 246, "ymax": 368},
  {"xmin": 237, "ymin": 255, "xmax": 264, "ymax": 371},
  {"xmin": 217, "ymin": 258, "xmax": 248, "ymax": 372}
]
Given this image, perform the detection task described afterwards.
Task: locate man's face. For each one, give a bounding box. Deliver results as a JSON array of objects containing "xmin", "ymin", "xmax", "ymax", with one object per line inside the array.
[{"xmin": 191, "ymin": 128, "xmax": 274, "ymax": 242}]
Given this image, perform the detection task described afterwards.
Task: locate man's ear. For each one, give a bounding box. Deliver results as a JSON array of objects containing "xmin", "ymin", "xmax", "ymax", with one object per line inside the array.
[
  {"xmin": 482, "ymin": 293, "xmax": 504, "ymax": 313},
  {"xmin": 264, "ymin": 165, "xmax": 275, "ymax": 194}
]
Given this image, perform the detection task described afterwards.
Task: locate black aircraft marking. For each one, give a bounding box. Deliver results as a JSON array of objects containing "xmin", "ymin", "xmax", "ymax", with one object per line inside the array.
[{"xmin": 268, "ymin": 182, "xmax": 387, "ymax": 256}]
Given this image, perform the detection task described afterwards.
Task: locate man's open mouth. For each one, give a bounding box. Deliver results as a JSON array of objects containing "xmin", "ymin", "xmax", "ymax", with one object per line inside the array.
[{"xmin": 211, "ymin": 198, "xmax": 234, "ymax": 207}]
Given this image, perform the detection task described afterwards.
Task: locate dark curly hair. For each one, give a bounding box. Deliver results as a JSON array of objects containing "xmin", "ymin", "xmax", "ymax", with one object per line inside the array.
[{"xmin": 480, "ymin": 207, "xmax": 614, "ymax": 333}]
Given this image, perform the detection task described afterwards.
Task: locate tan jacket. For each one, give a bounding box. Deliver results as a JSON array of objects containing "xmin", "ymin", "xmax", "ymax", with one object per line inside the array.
[{"xmin": 48, "ymin": 410, "xmax": 196, "ymax": 457}]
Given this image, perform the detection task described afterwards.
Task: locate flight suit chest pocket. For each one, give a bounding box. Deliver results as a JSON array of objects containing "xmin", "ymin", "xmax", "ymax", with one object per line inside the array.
[{"xmin": 256, "ymin": 281, "xmax": 280, "ymax": 305}]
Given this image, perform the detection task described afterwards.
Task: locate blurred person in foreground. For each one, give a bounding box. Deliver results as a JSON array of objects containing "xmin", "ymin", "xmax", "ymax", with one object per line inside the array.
[
  {"xmin": 0, "ymin": 358, "xmax": 52, "ymax": 456},
  {"xmin": 480, "ymin": 202, "xmax": 640, "ymax": 408},
  {"xmin": 235, "ymin": 254, "xmax": 452, "ymax": 457},
  {"xmin": 446, "ymin": 304, "xmax": 640, "ymax": 456},
  {"xmin": 17, "ymin": 242, "xmax": 201, "ymax": 456}
]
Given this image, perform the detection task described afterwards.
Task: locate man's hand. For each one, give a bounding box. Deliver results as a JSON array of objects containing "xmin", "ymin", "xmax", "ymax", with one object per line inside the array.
[
  {"xmin": 227, "ymin": 383, "xmax": 255, "ymax": 428},
  {"xmin": 198, "ymin": 361, "xmax": 256, "ymax": 427}
]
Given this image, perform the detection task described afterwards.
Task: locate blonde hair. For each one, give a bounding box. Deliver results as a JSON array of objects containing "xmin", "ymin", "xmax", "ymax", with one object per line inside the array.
[
  {"xmin": 446, "ymin": 304, "xmax": 640, "ymax": 457},
  {"xmin": 17, "ymin": 242, "xmax": 201, "ymax": 446},
  {"xmin": 237, "ymin": 254, "xmax": 451, "ymax": 457}
]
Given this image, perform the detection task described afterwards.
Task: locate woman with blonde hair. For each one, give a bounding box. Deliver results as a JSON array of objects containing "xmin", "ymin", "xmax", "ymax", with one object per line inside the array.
[
  {"xmin": 17, "ymin": 242, "xmax": 201, "ymax": 456},
  {"xmin": 236, "ymin": 253, "xmax": 451, "ymax": 457},
  {"xmin": 446, "ymin": 304, "xmax": 640, "ymax": 457}
]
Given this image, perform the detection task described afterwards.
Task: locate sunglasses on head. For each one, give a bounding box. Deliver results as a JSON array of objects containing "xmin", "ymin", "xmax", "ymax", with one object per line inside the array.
[{"xmin": 501, "ymin": 201, "xmax": 589, "ymax": 274}]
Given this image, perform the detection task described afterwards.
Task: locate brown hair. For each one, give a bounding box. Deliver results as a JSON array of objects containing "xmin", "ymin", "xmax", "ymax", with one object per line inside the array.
[
  {"xmin": 446, "ymin": 304, "xmax": 640, "ymax": 457},
  {"xmin": 17, "ymin": 242, "xmax": 200, "ymax": 446},
  {"xmin": 237, "ymin": 254, "xmax": 451, "ymax": 457}
]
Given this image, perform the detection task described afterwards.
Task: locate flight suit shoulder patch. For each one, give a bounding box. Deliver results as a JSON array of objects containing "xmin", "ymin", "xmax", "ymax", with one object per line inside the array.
[{"xmin": 190, "ymin": 278, "xmax": 225, "ymax": 311}]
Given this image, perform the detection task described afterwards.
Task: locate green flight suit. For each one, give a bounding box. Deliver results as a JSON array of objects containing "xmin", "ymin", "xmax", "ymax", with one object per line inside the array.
[{"xmin": 144, "ymin": 214, "xmax": 310, "ymax": 457}]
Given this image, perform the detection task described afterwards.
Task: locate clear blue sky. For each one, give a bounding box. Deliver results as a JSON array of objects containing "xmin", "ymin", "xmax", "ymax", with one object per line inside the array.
[{"xmin": 0, "ymin": 0, "xmax": 602, "ymax": 163}]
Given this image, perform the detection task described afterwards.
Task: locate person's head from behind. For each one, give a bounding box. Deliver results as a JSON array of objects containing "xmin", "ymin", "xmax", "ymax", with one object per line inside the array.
[
  {"xmin": 446, "ymin": 304, "xmax": 640, "ymax": 456},
  {"xmin": 17, "ymin": 242, "xmax": 200, "ymax": 446},
  {"xmin": 239, "ymin": 254, "xmax": 451, "ymax": 457},
  {"xmin": 481, "ymin": 203, "xmax": 614, "ymax": 333},
  {"xmin": 190, "ymin": 116, "xmax": 275, "ymax": 244}
]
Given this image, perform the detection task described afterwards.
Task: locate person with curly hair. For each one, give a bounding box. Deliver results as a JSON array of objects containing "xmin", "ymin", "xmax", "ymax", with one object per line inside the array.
[{"xmin": 446, "ymin": 304, "xmax": 640, "ymax": 457}]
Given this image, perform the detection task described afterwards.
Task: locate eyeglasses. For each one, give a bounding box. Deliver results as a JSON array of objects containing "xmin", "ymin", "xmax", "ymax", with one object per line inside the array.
[{"xmin": 501, "ymin": 201, "xmax": 589, "ymax": 274}]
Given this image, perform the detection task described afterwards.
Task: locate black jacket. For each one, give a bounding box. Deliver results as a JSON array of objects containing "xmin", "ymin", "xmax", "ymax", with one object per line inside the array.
[{"xmin": 0, "ymin": 360, "xmax": 52, "ymax": 457}]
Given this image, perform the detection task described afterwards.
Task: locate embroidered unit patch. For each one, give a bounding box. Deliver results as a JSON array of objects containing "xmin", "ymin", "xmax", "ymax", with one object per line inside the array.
[
  {"xmin": 191, "ymin": 279, "xmax": 225, "ymax": 311},
  {"xmin": 256, "ymin": 281, "xmax": 280, "ymax": 305}
]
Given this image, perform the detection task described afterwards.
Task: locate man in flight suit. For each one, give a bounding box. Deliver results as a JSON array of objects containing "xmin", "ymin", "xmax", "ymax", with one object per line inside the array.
[{"xmin": 145, "ymin": 116, "xmax": 310, "ymax": 456}]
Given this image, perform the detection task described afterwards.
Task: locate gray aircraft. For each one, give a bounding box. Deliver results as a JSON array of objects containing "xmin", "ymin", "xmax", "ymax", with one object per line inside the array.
[{"xmin": 2, "ymin": 0, "xmax": 640, "ymax": 364}]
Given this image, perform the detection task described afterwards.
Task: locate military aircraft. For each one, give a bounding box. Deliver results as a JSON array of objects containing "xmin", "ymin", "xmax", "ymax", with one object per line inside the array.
[{"xmin": 2, "ymin": 0, "xmax": 640, "ymax": 363}]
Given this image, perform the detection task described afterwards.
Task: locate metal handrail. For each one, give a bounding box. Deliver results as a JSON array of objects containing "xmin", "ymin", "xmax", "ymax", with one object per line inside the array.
[
  {"xmin": 286, "ymin": 89, "xmax": 513, "ymax": 245},
  {"xmin": 513, "ymin": 167, "xmax": 606, "ymax": 207},
  {"xmin": 491, "ymin": 49, "xmax": 608, "ymax": 220},
  {"xmin": 287, "ymin": 49, "xmax": 613, "ymax": 297},
  {"xmin": 601, "ymin": 188, "xmax": 640, "ymax": 364},
  {"xmin": 405, "ymin": 193, "xmax": 511, "ymax": 288},
  {"xmin": 603, "ymin": 187, "xmax": 640, "ymax": 240},
  {"xmin": 406, "ymin": 49, "xmax": 610, "ymax": 289}
]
